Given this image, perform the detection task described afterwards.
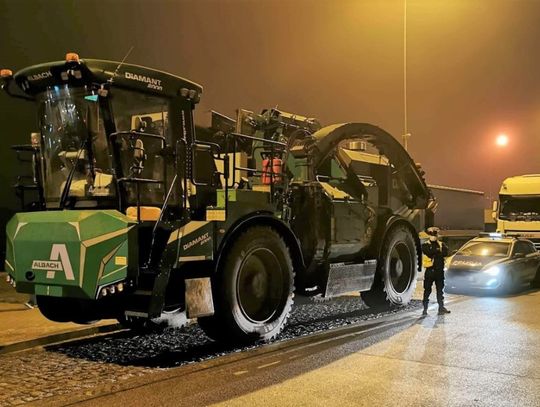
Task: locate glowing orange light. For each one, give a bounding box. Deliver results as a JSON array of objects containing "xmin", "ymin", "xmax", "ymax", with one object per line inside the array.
[
  {"xmin": 0, "ymin": 69, "xmax": 13, "ymax": 78},
  {"xmin": 496, "ymin": 134, "xmax": 509, "ymax": 147},
  {"xmin": 65, "ymin": 52, "xmax": 80, "ymax": 63}
]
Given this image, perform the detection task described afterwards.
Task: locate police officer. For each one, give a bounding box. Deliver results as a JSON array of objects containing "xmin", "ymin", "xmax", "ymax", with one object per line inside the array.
[{"xmin": 422, "ymin": 227, "xmax": 451, "ymax": 316}]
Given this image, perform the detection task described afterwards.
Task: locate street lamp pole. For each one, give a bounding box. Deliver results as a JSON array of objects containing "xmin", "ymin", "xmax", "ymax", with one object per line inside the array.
[
  {"xmin": 402, "ymin": 0, "xmax": 410, "ymax": 151},
  {"xmin": 402, "ymin": 132, "xmax": 411, "ymax": 151}
]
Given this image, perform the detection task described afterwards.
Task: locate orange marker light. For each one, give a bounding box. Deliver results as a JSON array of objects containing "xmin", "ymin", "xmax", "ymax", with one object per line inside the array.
[
  {"xmin": 65, "ymin": 52, "xmax": 80, "ymax": 63},
  {"xmin": 0, "ymin": 69, "xmax": 13, "ymax": 78}
]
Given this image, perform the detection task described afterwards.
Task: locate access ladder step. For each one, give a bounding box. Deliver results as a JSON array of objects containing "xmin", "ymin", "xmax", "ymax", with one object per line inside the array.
[
  {"xmin": 124, "ymin": 311, "xmax": 149, "ymax": 318},
  {"xmin": 133, "ymin": 290, "xmax": 153, "ymax": 296}
]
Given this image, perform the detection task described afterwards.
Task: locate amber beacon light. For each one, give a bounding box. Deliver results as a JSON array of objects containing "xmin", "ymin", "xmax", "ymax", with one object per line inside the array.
[
  {"xmin": 0, "ymin": 69, "xmax": 13, "ymax": 78},
  {"xmin": 65, "ymin": 52, "xmax": 80, "ymax": 63}
]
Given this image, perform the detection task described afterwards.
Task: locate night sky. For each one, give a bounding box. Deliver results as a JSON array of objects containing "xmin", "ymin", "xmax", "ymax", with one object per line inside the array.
[{"xmin": 1, "ymin": 0, "xmax": 540, "ymax": 242}]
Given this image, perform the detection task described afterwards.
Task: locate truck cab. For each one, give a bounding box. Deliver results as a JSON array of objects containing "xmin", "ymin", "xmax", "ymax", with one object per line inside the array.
[{"xmin": 494, "ymin": 175, "xmax": 540, "ymax": 250}]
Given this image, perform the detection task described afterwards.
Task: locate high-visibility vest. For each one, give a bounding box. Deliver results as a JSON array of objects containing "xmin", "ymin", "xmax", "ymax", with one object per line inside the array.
[{"xmin": 422, "ymin": 241, "xmax": 442, "ymax": 269}]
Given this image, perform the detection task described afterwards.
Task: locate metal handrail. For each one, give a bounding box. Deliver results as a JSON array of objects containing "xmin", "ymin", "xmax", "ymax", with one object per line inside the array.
[
  {"xmin": 226, "ymin": 133, "xmax": 287, "ymax": 202},
  {"xmin": 188, "ymin": 131, "xmax": 289, "ymax": 212},
  {"xmin": 117, "ymin": 177, "xmax": 164, "ymax": 184},
  {"xmin": 228, "ymin": 132, "xmax": 287, "ymax": 147},
  {"xmin": 110, "ymin": 130, "xmax": 166, "ymax": 145}
]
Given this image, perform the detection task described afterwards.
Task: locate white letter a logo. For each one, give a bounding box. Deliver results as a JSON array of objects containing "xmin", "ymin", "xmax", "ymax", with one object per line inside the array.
[{"xmin": 47, "ymin": 244, "xmax": 75, "ymax": 281}]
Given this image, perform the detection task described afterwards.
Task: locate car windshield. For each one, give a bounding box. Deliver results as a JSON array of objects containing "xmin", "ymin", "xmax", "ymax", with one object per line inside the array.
[
  {"xmin": 38, "ymin": 85, "xmax": 114, "ymax": 206},
  {"xmin": 457, "ymin": 241, "xmax": 510, "ymax": 257},
  {"xmin": 500, "ymin": 195, "xmax": 540, "ymax": 221}
]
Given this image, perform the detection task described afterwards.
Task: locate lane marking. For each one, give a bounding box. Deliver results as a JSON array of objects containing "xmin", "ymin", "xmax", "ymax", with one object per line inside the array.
[
  {"xmin": 257, "ymin": 361, "xmax": 281, "ymax": 369},
  {"xmin": 357, "ymin": 351, "xmax": 540, "ymax": 381},
  {"xmin": 233, "ymin": 370, "xmax": 248, "ymax": 376}
]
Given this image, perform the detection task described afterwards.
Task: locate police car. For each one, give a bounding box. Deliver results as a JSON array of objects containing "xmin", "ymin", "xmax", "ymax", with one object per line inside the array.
[{"xmin": 446, "ymin": 234, "xmax": 540, "ymax": 293}]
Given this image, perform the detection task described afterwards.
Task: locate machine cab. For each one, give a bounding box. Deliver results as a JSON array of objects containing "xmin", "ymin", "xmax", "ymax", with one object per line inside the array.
[
  {"xmin": 2, "ymin": 54, "xmax": 202, "ymax": 217},
  {"xmin": 1, "ymin": 54, "xmax": 202, "ymax": 304}
]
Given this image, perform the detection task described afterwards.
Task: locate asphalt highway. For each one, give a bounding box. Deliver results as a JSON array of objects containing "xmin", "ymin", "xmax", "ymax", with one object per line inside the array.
[
  {"xmin": 21, "ymin": 288, "xmax": 539, "ymax": 407},
  {"xmin": 3, "ymin": 288, "xmax": 540, "ymax": 406}
]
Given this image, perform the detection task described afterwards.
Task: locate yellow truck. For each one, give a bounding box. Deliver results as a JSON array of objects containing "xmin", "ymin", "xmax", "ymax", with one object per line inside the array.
[{"xmin": 493, "ymin": 175, "xmax": 540, "ymax": 249}]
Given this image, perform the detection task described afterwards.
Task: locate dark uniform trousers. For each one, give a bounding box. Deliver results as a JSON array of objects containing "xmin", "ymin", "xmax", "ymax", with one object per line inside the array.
[{"xmin": 423, "ymin": 267, "xmax": 445, "ymax": 307}]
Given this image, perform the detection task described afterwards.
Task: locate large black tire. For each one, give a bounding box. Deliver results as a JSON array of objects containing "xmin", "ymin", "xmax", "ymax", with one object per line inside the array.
[
  {"xmin": 198, "ymin": 226, "xmax": 294, "ymax": 343},
  {"xmin": 37, "ymin": 296, "xmax": 74, "ymax": 322},
  {"xmin": 362, "ymin": 224, "xmax": 418, "ymax": 308},
  {"xmin": 37, "ymin": 296, "xmax": 100, "ymax": 324}
]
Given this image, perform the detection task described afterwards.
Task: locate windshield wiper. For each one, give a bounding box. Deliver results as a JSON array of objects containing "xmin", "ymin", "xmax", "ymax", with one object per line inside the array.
[{"xmin": 59, "ymin": 140, "xmax": 86, "ymax": 209}]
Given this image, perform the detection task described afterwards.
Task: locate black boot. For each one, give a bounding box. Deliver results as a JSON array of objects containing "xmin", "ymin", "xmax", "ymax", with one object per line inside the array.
[
  {"xmin": 422, "ymin": 302, "xmax": 428, "ymax": 316},
  {"xmin": 438, "ymin": 306, "xmax": 451, "ymax": 315}
]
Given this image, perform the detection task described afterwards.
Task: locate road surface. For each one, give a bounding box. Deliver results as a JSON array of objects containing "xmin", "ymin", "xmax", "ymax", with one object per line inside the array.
[{"xmin": 2, "ymin": 289, "xmax": 540, "ymax": 406}]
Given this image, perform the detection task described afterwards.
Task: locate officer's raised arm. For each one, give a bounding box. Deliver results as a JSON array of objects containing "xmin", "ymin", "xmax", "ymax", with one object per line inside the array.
[{"xmin": 441, "ymin": 242, "xmax": 449, "ymax": 257}]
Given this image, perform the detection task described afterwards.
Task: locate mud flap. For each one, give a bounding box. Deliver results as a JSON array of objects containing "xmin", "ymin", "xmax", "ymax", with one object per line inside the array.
[
  {"xmin": 147, "ymin": 268, "xmax": 172, "ymax": 318},
  {"xmin": 185, "ymin": 277, "xmax": 214, "ymax": 318}
]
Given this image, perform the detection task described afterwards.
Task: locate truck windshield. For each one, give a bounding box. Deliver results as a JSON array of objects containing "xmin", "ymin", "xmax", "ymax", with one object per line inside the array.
[
  {"xmin": 457, "ymin": 242, "xmax": 510, "ymax": 257},
  {"xmin": 38, "ymin": 86, "xmax": 114, "ymax": 206},
  {"xmin": 499, "ymin": 195, "xmax": 540, "ymax": 221}
]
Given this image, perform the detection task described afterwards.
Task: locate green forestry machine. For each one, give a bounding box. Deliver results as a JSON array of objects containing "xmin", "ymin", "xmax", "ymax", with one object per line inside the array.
[{"xmin": 1, "ymin": 53, "xmax": 432, "ymax": 342}]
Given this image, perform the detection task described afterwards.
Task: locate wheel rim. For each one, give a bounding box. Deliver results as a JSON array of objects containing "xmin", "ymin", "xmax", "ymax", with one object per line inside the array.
[
  {"xmin": 388, "ymin": 242, "xmax": 414, "ymax": 294},
  {"xmin": 237, "ymin": 247, "xmax": 285, "ymax": 324}
]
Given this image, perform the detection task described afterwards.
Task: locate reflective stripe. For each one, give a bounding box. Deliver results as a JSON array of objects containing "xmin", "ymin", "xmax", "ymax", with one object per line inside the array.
[{"xmin": 422, "ymin": 255, "xmax": 433, "ymax": 268}]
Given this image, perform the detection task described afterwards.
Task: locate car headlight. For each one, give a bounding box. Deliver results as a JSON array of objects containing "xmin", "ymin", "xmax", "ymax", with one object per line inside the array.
[{"xmin": 485, "ymin": 266, "xmax": 500, "ymax": 276}]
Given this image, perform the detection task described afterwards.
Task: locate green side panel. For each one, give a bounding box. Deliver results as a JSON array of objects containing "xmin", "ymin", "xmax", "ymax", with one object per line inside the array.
[
  {"xmin": 164, "ymin": 221, "xmax": 215, "ymax": 268},
  {"xmin": 217, "ymin": 189, "xmax": 237, "ymax": 208},
  {"xmin": 216, "ymin": 189, "xmax": 270, "ymax": 208},
  {"xmin": 98, "ymin": 239, "xmax": 129, "ymax": 286},
  {"xmin": 7, "ymin": 210, "xmax": 135, "ymax": 299},
  {"xmin": 331, "ymin": 159, "xmax": 346, "ymax": 178},
  {"xmin": 177, "ymin": 222, "xmax": 214, "ymax": 261},
  {"xmin": 287, "ymin": 154, "xmax": 300, "ymax": 179},
  {"xmin": 35, "ymin": 285, "xmax": 63, "ymax": 297},
  {"xmin": 4, "ymin": 220, "xmax": 16, "ymax": 275}
]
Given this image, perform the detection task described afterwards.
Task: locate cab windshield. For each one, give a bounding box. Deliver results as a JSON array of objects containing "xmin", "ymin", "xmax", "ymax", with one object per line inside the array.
[
  {"xmin": 38, "ymin": 85, "xmax": 114, "ymax": 206},
  {"xmin": 500, "ymin": 195, "xmax": 540, "ymax": 221},
  {"xmin": 457, "ymin": 242, "xmax": 510, "ymax": 257}
]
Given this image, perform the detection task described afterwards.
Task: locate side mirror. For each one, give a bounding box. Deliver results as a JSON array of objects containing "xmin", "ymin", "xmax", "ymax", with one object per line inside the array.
[{"xmin": 492, "ymin": 200, "xmax": 498, "ymax": 220}]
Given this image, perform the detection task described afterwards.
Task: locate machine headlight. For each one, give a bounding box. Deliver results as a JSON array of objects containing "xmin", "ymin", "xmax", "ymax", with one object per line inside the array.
[{"xmin": 485, "ymin": 266, "xmax": 501, "ymax": 276}]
